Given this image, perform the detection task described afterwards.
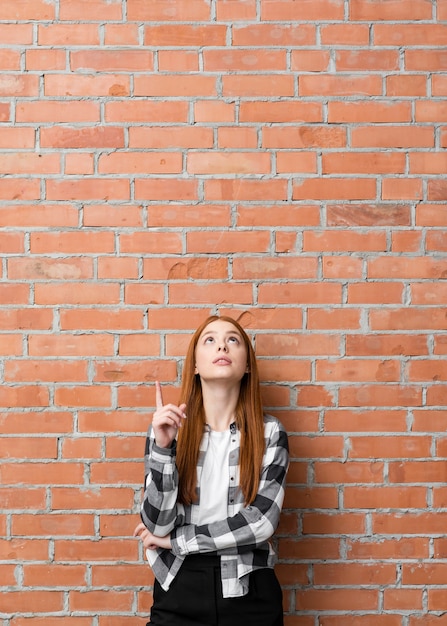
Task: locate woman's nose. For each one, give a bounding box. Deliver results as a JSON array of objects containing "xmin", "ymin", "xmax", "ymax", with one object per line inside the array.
[{"xmin": 218, "ymin": 343, "xmax": 228, "ymax": 352}]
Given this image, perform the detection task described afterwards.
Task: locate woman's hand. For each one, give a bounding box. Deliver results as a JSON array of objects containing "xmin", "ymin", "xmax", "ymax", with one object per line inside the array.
[
  {"xmin": 133, "ymin": 522, "xmax": 172, "ymax": 550},
  {"xmin": 152, "ymin": 381, "xmax": 187, "ymax": 449}
]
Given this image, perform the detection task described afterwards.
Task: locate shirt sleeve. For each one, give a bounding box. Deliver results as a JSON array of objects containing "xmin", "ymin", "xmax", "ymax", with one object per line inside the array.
[
  {"xmin": 170, "ymin": 418, "xmax": 289, "ymax": 556},
  {"xmin": 140, "ymin": 428, "xmax": 185, "ymax": 537}
]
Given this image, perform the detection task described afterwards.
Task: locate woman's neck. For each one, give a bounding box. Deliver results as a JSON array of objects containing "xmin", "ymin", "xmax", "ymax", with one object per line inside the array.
[{"xmin": 201, "ymin": 381, "xmax": 240, "ymax": 432}]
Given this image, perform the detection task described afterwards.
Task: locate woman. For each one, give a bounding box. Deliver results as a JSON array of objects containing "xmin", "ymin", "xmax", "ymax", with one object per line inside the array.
[{"xmin": 134, "ymin": 315, "xmax": 289, "ymax": 626}]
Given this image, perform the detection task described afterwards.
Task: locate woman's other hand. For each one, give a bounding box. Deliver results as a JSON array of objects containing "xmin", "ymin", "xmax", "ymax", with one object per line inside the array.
[{"xmin": 133, "ymin": 522, "xmax": 172, "ymax": 550}]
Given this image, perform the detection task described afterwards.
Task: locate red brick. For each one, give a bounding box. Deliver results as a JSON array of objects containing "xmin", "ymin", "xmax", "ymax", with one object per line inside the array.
[
  {"xmin": 129, "ymin": 126, "xmax": 213, "ymax": 149},
  {"xmin": 352, "ymin": 125, "xmax": 434, "ymax": 148},
  {"xmin": 41, "ymin": 126, "xmax": 125, "ymax": 148},
  {"xmin": 83, "ymin": 204, "xmax": 142, "ymax": 227},
  {"xmin": 59, "ymin": 0, "xmax": 123, "ymax": 20},
  {"xmin": 98, "ymin": 151, "xmax": 182, "ymax": 174},
  {"xmin": 222, "ymin": 74, "xmax": 294, "ymax": 97},
  {"xmin": 143, "ymin": 256, "xmax": 228, "ymax": 280},
  {"xmin": 349, "ymin": 281, "xmax": 404, "ymax": 304},
  {"xmin": 38, "ymin": 23, "xmax": 100, "ymax": 45},
  {"xmin": 324, "ymin": 410, "xmax": 407, "ymax": 433},
  {"xmin": 45, "ymin": 74, "xmax": 130, "ymax": 98},
  {"xmin": 194, "ymin": 100, "xmax": 235, "ymax": 122},
  {"xmin": 259, "ymin": 283, "xmax": 342, "ymax": 305},
  {"xmin": 70, "ymin": 590, "xmax": 133, "ymax": 612},
  {"xmin": 55, "ymin": 538, "xmax": 138, "ymax": 562},
  {"xmin": 204, "ymin": 49, "xmax": 287, "ymax": 72},
  {"xmin": 339, "ymin": 385, "xmax": 422, "ymax": 407},
  {"xmin": 316, "ymin": 358, "xmax": 400, "ymax": 383},
  {"xmin": 135, "ymin": 178, "xmax": 197, "ymax": 201},
  {"xmin": 304, "ymin": 230, "xmax": 386, "ymax": 252},
  {"xmin": 52, "ymin": 487, "xmax": 134, "ymax": 510},
  {"xmin": 307, "ymin": 308, "xmax": 362, "ymax": 329},
  {"xmin": 350, "ymin": 0, "xmax": 432, "ymax": 20},
  {"xmin": 368, "ymin": 257, "xmax": 447, "ymax": 279},
  {"xmin": 322, "ymin": 151, "xmax": 406, "ymax": 173},
  {"xmin": 386, "ymin": 74, "xmax": 427, "ymax": 96},
  {"xmin": 264, "ymin": 125, "xmax": 346, "ymax": 148},
  {"xmin": 0, "ymin": 591, "xmax": 63, "ymax": 614},
  {"xmin": 8, "ymin": 257, "xmax": 93, "ymax": 280},
  {"xmin": 106, "ymin": 100, "xmax": 188, "ymax": 123},
  {"xmin": 4, "ymin": 360, "xmax": 88, "ymax": 383},
  {"xmin": 234, "ymin": 23, "xmax": 316, "ymax": 46},
  {"xmin": 205, "ymin": 178, "xmax": 287, "ymax": 201},
  {"xmin": 261, "ymin": 0, "xmax": 344, "ymax": 20},
  {"xmin": 46, "ymin": 178, "xmax": 129, "ymax": 201},
  {"xmin": 104, "ymin": 24, "xmax": 140, "ymax": 46},
  {"xmin": 233, "ymin": 257, "xmax": 318, "ymax": 280},
  {"xmin": 237, "ymin": 205, "xmax": 320, "ymax": 227},
  {"xmin": 0, "ymin": 75, "xmax": 39, "ymax": 97},
  {"xmin": 23, "ymin": 564, "xmax": 87, "ymax": 587},
  {"xmin": 93, "ymin": 359, "xmax": 176, "ymax": 383},
  {"xmin": 293, "ymin": 178, "xmax": 376, "ymax": 201},
  {"xmin": 218, "ymin": 127, "xmax": 258, "ymax": 148},
  {"xmin": 29, "ymin": 334, "xmax": 114, "ymax": 357},
  {"xmin": 241, "ymin": 101, "xmax": 322, "ymax": 123},
  {"xmin": 134, "ymin": 74, "xmax": 217, "ymax": 97},
  {"xmin": 127, "ymin": 0, "xmax": 211, "ymax": 20},
  {"xmin": 0, "ymin": 386, "xmax": 49, "ymax": 408},
  {"xmin": 71, "ymin": 50, "xmax": 153, "ymax": 72},
  {"xmin": 187, "ymin": 151, "xmax": 271, "ymax": 174},
  {"xmin": 35, "ymin": 283, "xmax": 120, "ymax": 305},
  {"xmin": 321, "ymin": 24, "xmax": 370, "ymax": 45},
  {"xmin": 169, "ymin": 282, "xmax": 253, "ymax": 305},
  {"xmin": 55, "ymin": 386, "xmax": 111, "ymax": 408},
  {"xmin": 17, "ymin": 101, "xmax": 100, "ymax": 123},
  {"xmin": 300, "ymin": 74, "xmax": 382, "ymax": 96},
  {"xmin": 336, "ymin": 49, "xmax": 399, "ymax": 71},
  {"xmin": 0, "ymin": 0, "xmax": 55, "ymax": 19},
  {"xmin": 3, "ymin": 463, "xmax": 84, "ymax": 486},
  {"xmin": 144, "ymin": 24, "xmax": 226, "ymax": 46},
  {"xmin": 25, "ymin": 49, "xmax": 67, "ymax": 71},
  {"xmin": 60, "ymin": 308, "xmax": 143, "ymax": 331},
  {"xmin": 187, "ymin": 230, "xmax": 270, "ymax": 253},
  {"xmin": 384, "ymin": 589, "xmax": 423, "ymax": 611},
  {"xmin": 406, "ymin": 49, "xmax": 447, "ymax": 71},
  {"xmin": 61, "ymin": 437, "xmax": 103, "ymax": 459},
  {"xmin": 216, "ymin": 0, "xmax": 257, "ymax": 20}
]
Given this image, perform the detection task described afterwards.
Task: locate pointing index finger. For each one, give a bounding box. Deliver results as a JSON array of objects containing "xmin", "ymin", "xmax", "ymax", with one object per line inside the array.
[{"xmin": 155, "ymin": 380, "xmax": 164, "ymax": 410}]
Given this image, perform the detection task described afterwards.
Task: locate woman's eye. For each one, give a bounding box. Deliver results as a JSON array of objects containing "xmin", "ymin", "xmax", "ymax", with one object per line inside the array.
[
  {"xmin": 228, "ymin": 336, "xmax": 239, "ymax": 343},
  {"xmin": 204, "ymin": 336, "xmax": 214, "ymax": 343}
]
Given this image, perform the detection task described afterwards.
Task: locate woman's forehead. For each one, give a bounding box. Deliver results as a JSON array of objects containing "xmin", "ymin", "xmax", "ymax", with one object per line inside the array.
[{"xmin": 200, "ymin": 319, "xmax": 242, "ymax": 336}]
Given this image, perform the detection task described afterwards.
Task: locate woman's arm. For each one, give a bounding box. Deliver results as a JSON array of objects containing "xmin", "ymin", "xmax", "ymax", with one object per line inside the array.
[
  {"xmin": 139, "ymin": 431, "xmax": 184, "ymax": 536},
  {"xmin": 139, "ymin": 382, "xmax": 187, "ymax": 536},
  {"xmin": 170, "ymin": 419, "xmax": 289, "ymax": 556}
]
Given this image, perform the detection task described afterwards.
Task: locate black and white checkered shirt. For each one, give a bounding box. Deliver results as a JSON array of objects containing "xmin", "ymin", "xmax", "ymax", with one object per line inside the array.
[{"xmin": 140, "ymin": 414, "xmax": 289, "ymax": 598}]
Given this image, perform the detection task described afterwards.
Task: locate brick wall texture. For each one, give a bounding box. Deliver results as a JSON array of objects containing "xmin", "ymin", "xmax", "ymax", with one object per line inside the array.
[{"xmin": 1, "ymin": 0, "xmax": 447, "ymax": 623}]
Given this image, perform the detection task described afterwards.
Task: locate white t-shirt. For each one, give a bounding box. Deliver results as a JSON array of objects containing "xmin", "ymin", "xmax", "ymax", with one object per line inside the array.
[{"xmin": 197, "ymin": 428, "xmax": 231, "ymax": 526}]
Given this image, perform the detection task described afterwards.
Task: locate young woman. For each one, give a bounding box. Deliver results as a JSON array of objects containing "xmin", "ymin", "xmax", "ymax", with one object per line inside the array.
[{"xmin": 134, "ymin": 315, "xmax": 289, "ymax": 626}]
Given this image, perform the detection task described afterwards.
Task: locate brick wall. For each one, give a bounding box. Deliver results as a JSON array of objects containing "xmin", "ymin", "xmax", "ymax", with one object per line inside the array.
[{"xmin": 1, "ymin": 0, "xmax": 447, "ymax": 623}]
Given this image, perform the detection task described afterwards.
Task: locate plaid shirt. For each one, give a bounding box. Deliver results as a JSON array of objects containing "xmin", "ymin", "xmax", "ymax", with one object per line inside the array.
[{"xmin": 140, "ymin": 414, "xmax": 289, "ymax": 598}]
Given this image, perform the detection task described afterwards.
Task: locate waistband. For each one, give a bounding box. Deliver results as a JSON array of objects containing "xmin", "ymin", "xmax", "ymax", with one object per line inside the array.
[{"xmin": 182, "ymin": 553, "xmax": 221, "ymax": 569}]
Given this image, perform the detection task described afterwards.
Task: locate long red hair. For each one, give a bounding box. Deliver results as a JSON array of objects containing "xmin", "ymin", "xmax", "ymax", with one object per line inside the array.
[{"xmin": 176, "ymin": 315, "xmax": 265, "ymax": 506}]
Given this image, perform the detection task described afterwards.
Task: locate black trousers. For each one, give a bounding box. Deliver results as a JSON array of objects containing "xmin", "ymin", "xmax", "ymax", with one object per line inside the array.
[{"xmin": 148, "ymin": 554, "xmax": 284, "ymax": 626}]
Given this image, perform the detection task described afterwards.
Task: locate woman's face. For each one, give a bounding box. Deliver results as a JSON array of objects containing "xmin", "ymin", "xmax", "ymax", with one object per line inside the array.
[{"xmin": 194, "ymin": 319, "xmax": 249, "ymax": 385}]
